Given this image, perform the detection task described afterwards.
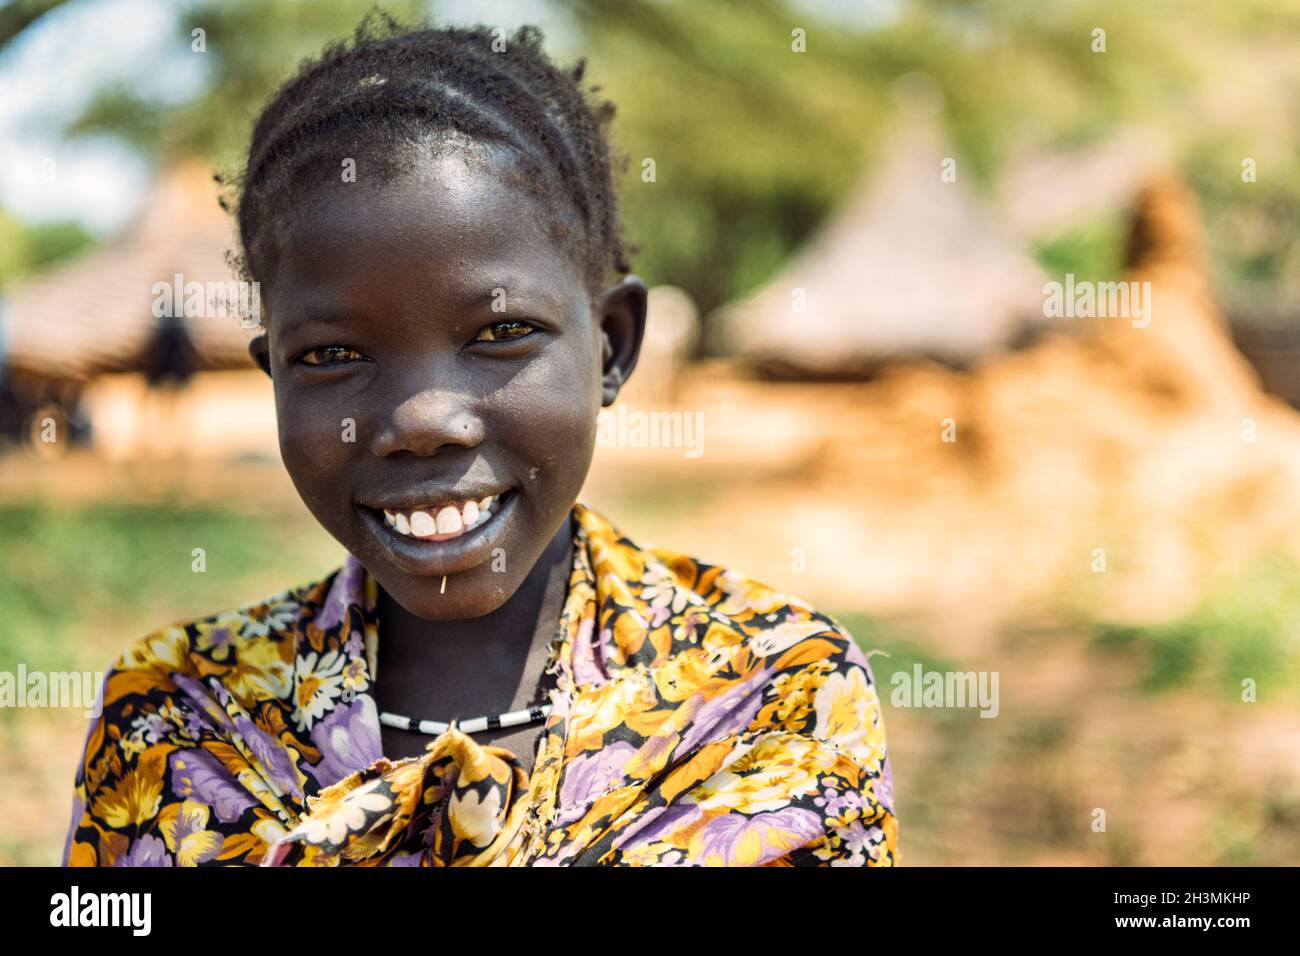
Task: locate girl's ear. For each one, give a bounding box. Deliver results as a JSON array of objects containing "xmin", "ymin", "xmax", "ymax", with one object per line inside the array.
[
  {"xmin": 598, "ymin": 275, "xmax": 648, "ymax": 407},
  {"xmin": 248, "ymin": 334, "xmax": 272, "ymax": 378}
]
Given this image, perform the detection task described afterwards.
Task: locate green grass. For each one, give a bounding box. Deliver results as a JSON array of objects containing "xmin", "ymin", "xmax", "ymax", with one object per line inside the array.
[
  {"xmin": 828, "ymin": 611, "xmax": 1035, "ymax": 864},
  {"xmin": 827, "ymin": 611, "xmax": 991, "ymax": 748},
  {"xmin": 1088, "ymin": 552, "xmax": 1300, "ymax": 697},
  {"xmin": 0, "ymin": 500, "xmax": 341, "ymax": 673},
  {"xmin": 827, "ymin": 612, "xmax": 964, "ymax": 693}
]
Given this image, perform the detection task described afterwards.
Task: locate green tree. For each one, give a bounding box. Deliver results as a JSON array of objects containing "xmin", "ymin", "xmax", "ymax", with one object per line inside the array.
[{"xmin": 9, "ymin": 0, "xmax": 1300, "ymax": 316}]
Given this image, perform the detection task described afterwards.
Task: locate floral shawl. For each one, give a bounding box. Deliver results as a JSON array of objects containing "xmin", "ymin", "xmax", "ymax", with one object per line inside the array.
[{"xmin": 62, "ymin": 502, "xmax": 897, "ymax": 866}]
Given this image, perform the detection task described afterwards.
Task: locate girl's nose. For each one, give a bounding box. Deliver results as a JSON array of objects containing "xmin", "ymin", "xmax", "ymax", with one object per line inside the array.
[{"xmin": 369, "ymin": 389, "xmax": 486, "ymax": 457}]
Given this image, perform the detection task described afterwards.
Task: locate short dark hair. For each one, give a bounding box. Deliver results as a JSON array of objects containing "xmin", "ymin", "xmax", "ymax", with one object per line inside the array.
[{"xmin": 224, "ymin": 11, "xmax": 632, "ymax": 305}]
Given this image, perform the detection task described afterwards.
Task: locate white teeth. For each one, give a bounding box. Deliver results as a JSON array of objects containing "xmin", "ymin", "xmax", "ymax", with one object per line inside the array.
[
  {"xmin": 435, "ymin": 505, "xmax": 463, "ymax": 534},
  {"xmin": 409, "ymin": 510, "xmax": 436, "ymax": 536},
  {"xmin": 379, "ymin": 492, "xmax": 506, "ymax": 540}
]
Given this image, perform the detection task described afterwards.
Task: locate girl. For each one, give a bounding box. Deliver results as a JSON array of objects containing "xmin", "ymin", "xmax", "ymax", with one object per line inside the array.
[{"xmin": 62, "ymin": 15, "xmax": 896, "ymax": 867}]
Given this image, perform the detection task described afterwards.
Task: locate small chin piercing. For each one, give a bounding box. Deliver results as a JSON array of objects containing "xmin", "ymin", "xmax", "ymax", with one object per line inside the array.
[{"xmin": 441, "ymin": 575, "xmax": 447, "ymax": 594}]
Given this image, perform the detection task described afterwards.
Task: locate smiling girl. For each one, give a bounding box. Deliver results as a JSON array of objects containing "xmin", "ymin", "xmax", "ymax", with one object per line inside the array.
[{"xmin": 62, "ymin": 15, "xmax": 897, "ymax": 867}]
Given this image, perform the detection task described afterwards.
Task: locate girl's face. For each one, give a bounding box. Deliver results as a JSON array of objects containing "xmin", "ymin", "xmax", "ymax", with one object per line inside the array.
[{"xmin": 252, "ymin": 146, "xmax": 644, "ymax": 620}]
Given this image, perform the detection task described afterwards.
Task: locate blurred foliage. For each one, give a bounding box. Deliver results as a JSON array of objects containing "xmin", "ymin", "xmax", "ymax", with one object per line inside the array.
[
  {"xmin": 1185, "ymin": 134, "xmax": 1300, "ymax": 311},
  {"xmin": 7, "ymin": 0, "xmax": 1300, "ymax": 318},
  {"xmin": 1090, "ymin": 552, "xmax": 1300, "ymax": 695},
  {"xmin": 0, "ymin": 207, "xmax": 95, "ymax": 288},
  {"xmin": 68, "ymin": 0, "xmax": 429, "ymax": 173},
  {"xmin": 0, "ymin": 0, "xmax": 65, "ymax": 49},
  {"xmin": 572, "ymin": 0, "xmax": 1201, "ymax": 312},
  {"xmin": 1030, "ymin": 212, "xmax": 1127, "ymax": 282}
]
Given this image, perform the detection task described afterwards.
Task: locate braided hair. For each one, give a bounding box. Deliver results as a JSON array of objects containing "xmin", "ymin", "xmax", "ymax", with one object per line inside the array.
[{"xmin": 224, "ymin": 11, "xmax": 632, "ymax": 312}]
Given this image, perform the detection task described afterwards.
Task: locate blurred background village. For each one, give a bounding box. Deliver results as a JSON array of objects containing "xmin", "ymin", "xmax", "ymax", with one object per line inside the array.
[{"xmin": 3, "ymin": 0, "xmax": 1300, "ymax": 865}]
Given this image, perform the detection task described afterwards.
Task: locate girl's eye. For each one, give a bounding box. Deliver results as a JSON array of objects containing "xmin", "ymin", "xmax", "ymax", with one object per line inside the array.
[
  {"xmin": 475, "ymin": 320, "xmax": 536, "ymax": 343},
  {"xmin": 299, "ymin": 346, "xmax": 366, "ymax": 366}
]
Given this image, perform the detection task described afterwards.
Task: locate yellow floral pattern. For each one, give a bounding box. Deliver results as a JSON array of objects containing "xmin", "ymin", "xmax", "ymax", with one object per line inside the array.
[{"xmin": 62, "ymin": 502, "xmax": 897, "ymax": 866}]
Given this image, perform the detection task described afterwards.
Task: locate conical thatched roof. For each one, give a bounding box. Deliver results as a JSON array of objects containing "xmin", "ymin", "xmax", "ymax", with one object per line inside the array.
[
  {"xmin": 710, "ymin": 115, "xmax": 1047, "ymax": 377},
  {"xmin": 996, "ymin": 125, "xmax": 1171, "ymax": 239},
  {"xmin": 0, "ymin": 163, "xmax": 256, "ymax": 382}
]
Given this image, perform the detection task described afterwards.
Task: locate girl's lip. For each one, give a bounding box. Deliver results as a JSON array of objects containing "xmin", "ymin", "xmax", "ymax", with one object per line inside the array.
[{"xmin": 357, "ymin": 488, "xmax": 519, "ymax": 578}]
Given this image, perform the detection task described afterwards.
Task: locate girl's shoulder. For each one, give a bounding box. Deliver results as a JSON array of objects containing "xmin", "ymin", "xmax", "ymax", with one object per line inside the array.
[
  {"xmin": 572, "ymin": 511, "xmax": 898, "ymax": 862},
  {"xmin": 102, "ymin": 566, "xmax": 346, "ymax": 703},
  {"xmin": 574, "ymin": 502, "xmax": 878, "ymax": 681},
  {"xmin": 64, "ymin": 568, "xmax": 350, "ymax": 866},
  {"xmin": 651, "ymin": 538, "xmax": 879, "ymax": 673}
]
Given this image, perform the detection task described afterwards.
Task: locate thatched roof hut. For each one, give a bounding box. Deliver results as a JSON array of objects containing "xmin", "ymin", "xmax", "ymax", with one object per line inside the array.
[
  {"xmin": 709, "ymin": 116, "xmax": 1047, "ymax": 378},
  {"xmin": 0, "ymin": 163, "xmax": 255, "ymax": 385}
]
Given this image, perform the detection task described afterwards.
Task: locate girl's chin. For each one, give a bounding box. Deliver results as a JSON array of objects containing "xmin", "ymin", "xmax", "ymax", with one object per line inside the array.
[{"xmin": 380, "ymin": 570, "xmax": 519, "ymax": 620}]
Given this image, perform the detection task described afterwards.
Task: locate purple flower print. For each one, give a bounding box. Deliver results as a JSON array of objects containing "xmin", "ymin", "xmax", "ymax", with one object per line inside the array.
[
  {"xmin": 137, "ymin": 712, "xmax": 170, "ymax": 744},
  {"xmin": 694, "ymin": 807, "xmax": 823, "ymax": 865},
  {"xmin": 234, "ymin": 716, "xmax": 302, "ymax": 799},
  {"xmin": 60, "ymin": 791, "xmax": 85, "ymax": 866},
  {"xmin": 876, "ymin": 756, "xmax": 895, "ymax": 813},
  {"xmin": 168, "ymin": 748, "xmax": 256, "ymax": 824},
  {"xmin": 815, "ymin": 784, "xmax": 859, "ymax": 820},
  {"xmin": 610, "ymin": 802, "xmax": 703, "ymax": 852},
  {"xmin": 830, "ymin": 818, "xmax": 886, "ymax": 865},
  {"xmin": 385, "ymin": 851, "xmax": 425, "ymax": 867},
  {"xmin": 201, "ymin": 624, "xmax": 236, "ymax": 659},
  {"xmin": 569, "ymin": 614, "xmax": 609, "ymax": 688},
  {"xmin": 556, "ymin": 741, "xmax": 638, "ymax": 825},
  {"xmin": 113, "ymin": 834, "xmax": 173, "ymax": 867},
  {"xmin": 421, "ymin": 801, "xmax": 446, "ymax": 848},
  {"xmin": 676, "ymin": 666, "xmax": 774, "ymax": 755},
  {"xmin": 168, "ymin": 804, "xmax": 221, "ymax": 865},
  {"xmin": 318, "ymin": 556, "xmax": 365, "ymax": 631},
  {"xmin": 308, "ymin": 695, "xmax": 382, "ymax": 789},
  {"xmin": 625, "ymin": 727, "xmax": 680, "ymax": 782},
  {"xmin": 595, "ymin": 625, "xmax": 614, "ymax": 668},
  {"xmin": 172, "ymin": 673, "xmax": 236, "ymax": 733}
]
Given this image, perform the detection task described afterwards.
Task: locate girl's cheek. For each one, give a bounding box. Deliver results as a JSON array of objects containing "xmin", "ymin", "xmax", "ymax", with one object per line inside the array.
[
  {"xmin": 508, "ymin": 341, "xmax": 602, "ymax": 436},
  {"xmin": 512, "ymin": 393, "xmax": 599, "ymax": 469},
  {"xmin": 276, "ymin": 400, "xmax": 343, "ymax": 474}
]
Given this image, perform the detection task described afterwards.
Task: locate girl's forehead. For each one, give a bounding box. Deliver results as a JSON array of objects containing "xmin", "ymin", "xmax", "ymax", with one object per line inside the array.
[
  {"xmin": 264, "ymin": 150, "xmax": 590, "ymax": 325},
  {"xmin": 282, "ymin": 144, "xmax": 577, "ymax": 261},
  {"xmin": 295, "ymin": 148, "xmax": 540, "ymax": 228},
  {"xmin": 280, "ymin": 154, "xmax": 567, "ymax": 262}
]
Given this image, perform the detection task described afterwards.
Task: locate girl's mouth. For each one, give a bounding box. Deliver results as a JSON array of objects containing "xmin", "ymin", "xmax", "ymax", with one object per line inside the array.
[
  {"xmin": 381, "ymin": 492, "xmax": 504, "ymax": 542},
  {"xmin": 356, "ymin": 487, "xmax": 520, "ymax": 578}
]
